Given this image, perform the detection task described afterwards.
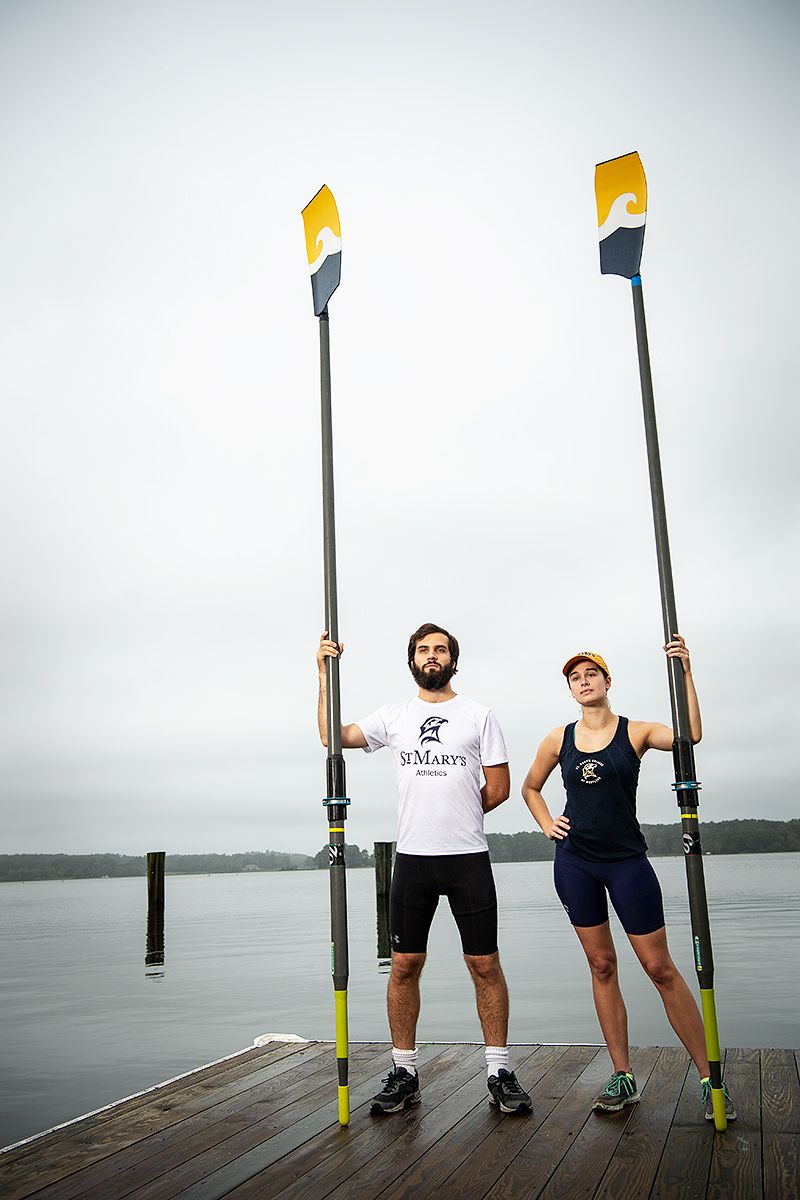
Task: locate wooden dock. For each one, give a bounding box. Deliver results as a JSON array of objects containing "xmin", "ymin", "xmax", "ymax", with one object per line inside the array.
[{"xmin": 2, "ymin": 1040, "xmax": 798, "ymax": 1199}]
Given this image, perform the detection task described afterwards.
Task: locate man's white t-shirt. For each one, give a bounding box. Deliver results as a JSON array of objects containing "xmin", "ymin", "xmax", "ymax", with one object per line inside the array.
[{"xmin": 356, "ymin": 694, "xmax": 508, "ymax": 855}]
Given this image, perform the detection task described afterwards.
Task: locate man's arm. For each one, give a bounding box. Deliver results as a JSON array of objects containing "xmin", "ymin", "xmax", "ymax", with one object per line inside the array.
[
  {"xmin": 481, "ymin": 763, "xmax": 510, "ymax": 812},
  {"xmin": 316, "ymin": 632, "xmax": 368, "ymax": 749}
]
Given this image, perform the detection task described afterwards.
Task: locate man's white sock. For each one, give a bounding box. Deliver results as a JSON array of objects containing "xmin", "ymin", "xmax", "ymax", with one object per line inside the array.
[
  {"xmin": 486, "ymin": 1045, "xmax": 509, "ymax": 1079},
  {"xmin": 392, "ymin": 1046, "xmax": 418, "ymax": 1076}
]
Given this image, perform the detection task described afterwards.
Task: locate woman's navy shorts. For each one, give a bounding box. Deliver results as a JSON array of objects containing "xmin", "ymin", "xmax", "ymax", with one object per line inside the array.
[
  {"xmin": 390, "ymin": 851, "xmax": 498, "ymax": 956},
  {"xmin": 553, "ymin": 844, "xmax": 665, "ymax": 936}
]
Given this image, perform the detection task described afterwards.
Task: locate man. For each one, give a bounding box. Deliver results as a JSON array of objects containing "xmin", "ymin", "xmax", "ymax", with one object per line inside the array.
[{"xmin": 316, "ymin": 622, "xmax": 532, "ymax": 1115}]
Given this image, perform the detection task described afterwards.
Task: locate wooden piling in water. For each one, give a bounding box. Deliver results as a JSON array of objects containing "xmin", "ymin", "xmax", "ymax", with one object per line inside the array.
[
  {"xmin": 145, "ymin": 851, "xmax": 166, "ymax": 968},
  {"xmin": 146, "ymin": 851, "xmax": 165, "ymax": 908},
  {"xmin": 374, "ymin": 841, "xmax": 393, "ymax": 959}
]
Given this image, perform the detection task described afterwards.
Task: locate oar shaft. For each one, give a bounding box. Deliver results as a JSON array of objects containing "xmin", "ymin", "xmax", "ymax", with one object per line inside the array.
[
  {"xmin": 631, "ymin": 278, "xmax": 688, "ymax": 738},
  {"xmin": 319, "ymin": 306, "xmax": 350, "ymax": 1126},
  {"xmin": 630, "ymin": 275, "xmax": 726, "ymax": 1130},
  {"xmin": 319, "ymin": 310, "xmax": 342, "ymax": 757}
]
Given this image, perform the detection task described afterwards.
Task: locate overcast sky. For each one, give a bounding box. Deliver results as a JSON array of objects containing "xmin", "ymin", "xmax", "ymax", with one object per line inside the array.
[{"xmin": 1, "ymin": 0, "xmax": 797, "ymax": 857}]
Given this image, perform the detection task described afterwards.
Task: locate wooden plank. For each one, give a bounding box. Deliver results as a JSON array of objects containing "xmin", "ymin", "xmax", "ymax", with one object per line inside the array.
[
  {"xmin": 593, "ymin": 1045, "xmax": 689, "ymax": 1200},
  {"xmin": 279, "ymin": 1045, "xmax": 531, "ymax": 1200},
  {"xmin": 354, "ymin": 1045, "xmax": 570, "ymax": 1200},
  {"xmin": 0, "ymin": 1040, "xmax": 314, "ymax": 1162},
  {"xmin": 763, "ymin": 1135, "xmax": 800, "ymax": 1200},
  {"xmin": 761, "ymin": 1048, "xmax": 800, "ymax": 1200},
  {"xmin": 227, "ymin": 1043, "xmax": 491, "ymax": 1200},
  {"xmin": 133, "ymin": 1044, "xmax": 458, "ymax": 1200},
  {"xmin": 84, "ymin": 1043, "xmax": 389, "ymax": 1200},
  {"xmin": 761, "ymin": 1047, "xmax": 800, "ymax": 1133},
  {"xmin": 1, "ymin": 1043, "xmax": 272, "ymax": 1161},
  {"xmin": 534, "ymin": 1046, "xmax": 663, "ymax": 1200},
  {"xmin": 0, "ymin": 1041, "xmax": 330, "ymax": 1200},
  {"xmin": 420, "ymin": 1045, "xmax": 598, "ymax": 1200},
  {"xmin": 31, "ymin": 1044, "xmax": 386, "ymax": 1200},
  {"xmin": 706, "ymin": 1048, "xmax": 763, "ymax": 1200},
  {"xmin": 486, "ymin": 1048, "xmax": 613, "ymax": 1199},
  {"xmin": 234, "ymin": 1043, "xmax": 493, "ymax": 1200},
  {"xmin": 1, "ymin": 1043, "xmax": 785, "ymax": 1200},
  {"xmin": 650, "ymin": 1055, "xmax": 713, "ymax": 1200}
]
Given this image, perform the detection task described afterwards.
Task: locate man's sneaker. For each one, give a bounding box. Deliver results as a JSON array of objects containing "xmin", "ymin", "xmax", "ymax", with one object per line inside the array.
[
  {"xmin": 701, "ymin": 1077, "xmax": 737, "ymax": 1122},
  {"xmin": 370, "ymin": 1066, "xmax": 421, "ymax": 1114},
  {"xmin": 592, "ymin": 1070, "xmax": 640, "ymax": 1113},
  {"xmin": 487, "ymin": 1069, "xmax": 533, "ymax": 1114}
]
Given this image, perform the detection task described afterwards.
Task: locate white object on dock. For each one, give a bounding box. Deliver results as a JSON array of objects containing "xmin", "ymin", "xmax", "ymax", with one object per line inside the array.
[{"xmin": 254, "ymin": 1033, "xmax": 308, "ymax": 1046}]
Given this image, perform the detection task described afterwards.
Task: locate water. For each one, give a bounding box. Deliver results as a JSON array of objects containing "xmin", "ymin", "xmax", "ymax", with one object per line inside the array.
[{"xmin": 1, "ymin": 854, "xmax": 798, "ymax": 1147}]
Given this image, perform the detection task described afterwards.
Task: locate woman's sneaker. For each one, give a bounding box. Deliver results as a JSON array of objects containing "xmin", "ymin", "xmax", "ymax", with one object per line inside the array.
[
  {"xmin": 370, "ymin": 1066, "xmax": 421, "ymax": 1114},
  {"xmin": 592, "ymin": 1070, "xmax": 640, "ymax": 1112},
  {"xmin": 487, "ymin": 1069, "xmax": 533, "ymax": 1114},
  {"xmin": 701, "ymin": 1077, "xmax": 737, "ymax": 1122}
]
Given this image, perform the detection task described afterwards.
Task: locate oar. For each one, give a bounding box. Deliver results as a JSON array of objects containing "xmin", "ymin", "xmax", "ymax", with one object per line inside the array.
[
  {"xmin": 594, "ymin": 151, "xmax": 728, "ymax": 1131},
  {"xmin": 301, "ymin": 184, "xmax": 350, "ymax": 1126}
]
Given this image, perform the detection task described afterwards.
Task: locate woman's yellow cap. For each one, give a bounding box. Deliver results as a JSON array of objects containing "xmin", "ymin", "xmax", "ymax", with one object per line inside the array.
[{"xmin": 562, "ymin": 652, "xmax": 610, "ymax": 678}]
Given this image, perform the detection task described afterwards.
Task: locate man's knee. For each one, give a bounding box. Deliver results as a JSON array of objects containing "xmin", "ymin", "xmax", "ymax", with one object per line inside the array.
[
  {"xmin": 464, "ymin": 951, "xmax": 503, "ymax": 984},
  {"xmin": 390, "ymin": 951, "xmax": 426, "ymax": 983}
]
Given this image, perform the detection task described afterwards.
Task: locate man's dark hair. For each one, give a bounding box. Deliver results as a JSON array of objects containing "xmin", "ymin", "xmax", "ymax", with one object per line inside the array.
[{"xmin": 407, "ymin": 623, "xmax": 459, "ymax": 673}]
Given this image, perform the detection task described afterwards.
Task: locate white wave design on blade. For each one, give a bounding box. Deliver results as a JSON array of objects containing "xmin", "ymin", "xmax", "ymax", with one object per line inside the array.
[
  {"xmin": 309, "ymin": 227, "xmax": 342, "ymax": 274},
  {"xmin": 598, "ymin": 193, "xmax": 646, "ymax": 241}
]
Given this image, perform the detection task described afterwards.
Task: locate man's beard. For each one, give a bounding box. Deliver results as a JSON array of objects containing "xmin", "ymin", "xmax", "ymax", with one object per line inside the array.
[{"xmin": 410, "ymin": 661, "xmax": 456, "ymax": 691}]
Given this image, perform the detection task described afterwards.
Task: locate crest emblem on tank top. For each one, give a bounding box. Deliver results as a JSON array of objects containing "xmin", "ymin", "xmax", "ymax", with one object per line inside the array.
[
  {"xmin": 577, "ymin": 758, "xmax": 604, "ymax": 784},
  {"xmin": 419, "ymin": 715, "xmax": 448, "ymax": 745}
]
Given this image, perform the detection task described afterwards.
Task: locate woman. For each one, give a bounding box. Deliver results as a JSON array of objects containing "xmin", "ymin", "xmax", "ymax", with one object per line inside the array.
[{"xmin": 521, "ymin": 636, "xmax": 735, "ymax": 1122}]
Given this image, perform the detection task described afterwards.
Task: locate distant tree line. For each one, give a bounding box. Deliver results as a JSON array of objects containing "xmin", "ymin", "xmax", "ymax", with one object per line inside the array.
[
  {"xmin": 486, "ymin": 819, "xmax": 800, "ymax": 861},
  {"xmin": 1, "ymin": 820, "xmax": 797, "ymax": 882},
  {"xmin": 0, "ymin": 846, "xmax": 375, "ymax": 883},
  {"xmin": 0, "ymin": 849, "xmax": 317, "ymax": 883}
]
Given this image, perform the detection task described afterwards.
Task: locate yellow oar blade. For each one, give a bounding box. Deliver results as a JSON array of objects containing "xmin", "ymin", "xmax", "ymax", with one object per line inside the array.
[
  {"xmin": 595, "ymin": 151, "xmax": 647, "ymax": 278},
  {"xmin": 302, "ymin": 184, "xmax": 342, "ymax": 315}
]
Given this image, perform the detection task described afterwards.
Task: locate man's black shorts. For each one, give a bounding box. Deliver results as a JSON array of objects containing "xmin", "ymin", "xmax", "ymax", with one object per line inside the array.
[{"xmin": 390, "ymin": 851, "xmax": 498, "ymax": 956}]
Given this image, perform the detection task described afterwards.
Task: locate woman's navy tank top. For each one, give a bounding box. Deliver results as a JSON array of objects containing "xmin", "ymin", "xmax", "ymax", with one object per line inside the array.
[{"xmin": 558, "ymin": 716, "xmax": 647, "ymax": 861}]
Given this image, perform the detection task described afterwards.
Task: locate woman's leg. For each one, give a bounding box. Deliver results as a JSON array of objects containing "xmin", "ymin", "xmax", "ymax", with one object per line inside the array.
[
  {"xmin": 574, "ymin": 922, "xmax": 631, "ymax": 1073},
  {"xmin": 627, "ymin": 926, "xmax": 709, "ymax": 1076},
  {"xmin": 554, "ymin": 850, "xmax": 631, "ymax": 1071}
]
